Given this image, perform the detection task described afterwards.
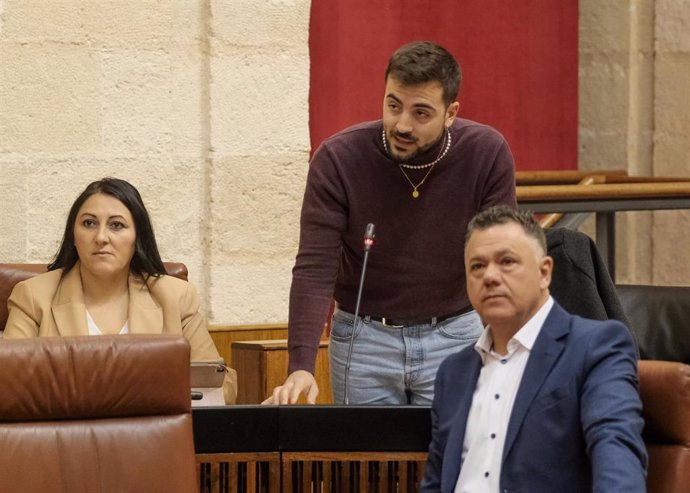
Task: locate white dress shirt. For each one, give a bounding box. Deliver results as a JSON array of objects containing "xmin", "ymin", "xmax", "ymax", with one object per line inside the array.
[{"xmin": 455, "ymin": 296, "xmax": 554, "ymax": 493}]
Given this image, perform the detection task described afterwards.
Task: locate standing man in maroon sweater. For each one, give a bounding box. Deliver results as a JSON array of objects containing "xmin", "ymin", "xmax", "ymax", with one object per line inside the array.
[{"xmin": 264, "ymin": 41, "xmax": 516, "ymax": 405}]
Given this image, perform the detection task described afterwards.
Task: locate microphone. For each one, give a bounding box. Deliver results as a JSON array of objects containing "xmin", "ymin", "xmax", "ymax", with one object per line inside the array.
[
  {"xmin": 344, "ymin": 223, "xmax": 375, "ymax": 405},
  {"xmin": 364, "ymin": 223, "xmax": 375, "ymax": 251}
]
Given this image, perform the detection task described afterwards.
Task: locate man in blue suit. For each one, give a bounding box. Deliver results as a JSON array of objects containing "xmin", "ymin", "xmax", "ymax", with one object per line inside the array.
[{"xmin": 420, "ymin": 205, "xmax": 647, "ymax": 493}]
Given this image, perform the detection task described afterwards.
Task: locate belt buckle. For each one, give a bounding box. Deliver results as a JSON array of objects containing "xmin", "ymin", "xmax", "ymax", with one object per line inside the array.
[{"xmin": 381, "ymin": 317, "xmax": 404, "ymax": 328}]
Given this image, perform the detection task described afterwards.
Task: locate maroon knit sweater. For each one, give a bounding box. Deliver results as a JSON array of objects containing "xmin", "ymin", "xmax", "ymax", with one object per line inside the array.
[{"xmin": 288, "ymin": 119, "xmax": 516, "ymax": 373}]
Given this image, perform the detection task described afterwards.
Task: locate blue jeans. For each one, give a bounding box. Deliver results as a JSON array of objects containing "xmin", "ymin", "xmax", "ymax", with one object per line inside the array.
[{"xmin": 329, "ymin": 308, "xmax": 483, "ymax": 405}]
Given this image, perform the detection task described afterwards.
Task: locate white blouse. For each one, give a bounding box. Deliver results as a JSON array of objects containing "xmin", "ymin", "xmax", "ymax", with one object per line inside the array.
[{"xmin": 86, "ymin": 311, "xmax": 129, "ymax": 335}]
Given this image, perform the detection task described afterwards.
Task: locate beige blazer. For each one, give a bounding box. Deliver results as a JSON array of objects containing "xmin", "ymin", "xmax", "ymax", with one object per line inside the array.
[{"xmin": 4, "ymin": 264, "xmax": 237, "ymax": 403}]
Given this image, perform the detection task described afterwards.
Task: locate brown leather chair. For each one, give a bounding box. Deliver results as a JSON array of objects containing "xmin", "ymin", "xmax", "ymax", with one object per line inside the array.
[
  {"xmin": 638, "ymin": 360, "xmax": 690, "ymax": 493},
  {"xmin": 0, "ymin": 334, "xmax": 198, "ymax": 493},
  {"xmin": 0, "ymin": 262, "xmax": 188, "ymax": 331},
  {"xmin": 617, "ymin": 284, "xmax": 690, "ymax": 364},
  {"xmin": 616, "ymin": 285, "xmax": 690, "ymax": 491},
  {"xmin": 547, "ymin": 233, "xmax": 690, "ymax": 492}
]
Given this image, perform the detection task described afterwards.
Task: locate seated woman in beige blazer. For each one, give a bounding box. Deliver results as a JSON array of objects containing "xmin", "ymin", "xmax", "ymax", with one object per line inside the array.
[{"xmin": 4, "ymin": 177, "xmax": 237, "ymax": 404}]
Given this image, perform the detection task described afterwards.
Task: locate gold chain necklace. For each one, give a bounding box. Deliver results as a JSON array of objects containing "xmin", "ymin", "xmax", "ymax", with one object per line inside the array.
[
  {"xmin": 398, "ymin": 163, "xmax": 437, "ymax": 198},
  {"xmin": 393, "ymin": 129, "xmax": 450, "ymax": 198}
]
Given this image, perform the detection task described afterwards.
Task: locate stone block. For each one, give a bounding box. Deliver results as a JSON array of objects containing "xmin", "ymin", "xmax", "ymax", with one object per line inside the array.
[
  {"xmin": 579, "ymin": 0, "xmax": 631, "ymax": 54},
  {"xmin": 653, "ymin": 134, "xmax": 690, "ymax": 176},
  {"xmin": 614, "ymin": 211, "xmax": 653, "ymax": 284},
  {"xmin": 579, "ymin": 55, "xmax": 630, "ymax": 129},
  {"xmin": 0, "ymin": 43, "xmax": 100, "ymax": 153},
  {"xmin": 656, "ymin": 0, "xmax": 690, "ymax": 52},
  {"xmin": 208, "ymin": 259, "xmax": 293, "ymax": 324},
  {"xmin": 1, "ymin": 0, "xmax": 200, "ymax": 47},
  {"xmin": 210, "ymin": 50, "xmax": 310, "ymax": 155},
  {"xmin": 0, "ymin": 0, "xmax": 88, "ymax": 42},
  {"xmin": 579, "ymin": 130, "xmax": 629, "ymax": 169},
  {"xmin": 0, "ymin": 160, "xmax": 28, "ymax": 261},
  {"xmin": 82, "ymin": 0, "xmax": 201, "ymax": 48},
  {"xmin": 210, "ymin": 153, "xmax": 308, "ymax": 258},
  {"xmin": 652, "ymin": 210, "xmax": 690, "ymax": 284},
  {"xmin": 100, "ymin": 48, "xmax": 203, "ymax": 158},
  {"xmin": 211, "ymin": 0, "xmax": 310, "ymax": 48},
  {"xmin": 654, "ymin": 52, "xmax": 690, "ymax": 135}
]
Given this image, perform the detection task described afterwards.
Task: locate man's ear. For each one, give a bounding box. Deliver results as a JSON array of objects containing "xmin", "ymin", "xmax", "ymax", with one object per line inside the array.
[
  {"xmin": 540, "ymin": 255, "xmax": 554, "ymax": 290},
  {"xmin": 446, "ymin": 101, "xmax": 460, "ymax": 127}
]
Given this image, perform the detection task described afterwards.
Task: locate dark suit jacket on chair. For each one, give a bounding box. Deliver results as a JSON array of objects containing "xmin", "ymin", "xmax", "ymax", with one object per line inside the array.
[
  {"xmin": 546, "ymin": 228, "xmax": 630, "ymax": 327},
  {"xmin": 420, "ymin": 301, "xmax": 647, "ymax": 493}
]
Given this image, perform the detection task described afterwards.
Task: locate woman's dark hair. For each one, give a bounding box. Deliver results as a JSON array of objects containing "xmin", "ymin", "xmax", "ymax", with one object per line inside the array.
[{"xmin": 48, "ymin": 177, "xmax": 167, "ymax": 278}]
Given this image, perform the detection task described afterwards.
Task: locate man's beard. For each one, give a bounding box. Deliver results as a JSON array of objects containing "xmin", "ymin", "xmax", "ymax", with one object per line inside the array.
[{"xmin": 386, "ymin": 128, "xmax": 445, "ymax": 163}]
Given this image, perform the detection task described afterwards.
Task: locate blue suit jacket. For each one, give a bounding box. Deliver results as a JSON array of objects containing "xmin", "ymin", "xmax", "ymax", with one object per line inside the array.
[{"xmin": 420, "ymin": 301, "xmax": 647, "ymax": 493}]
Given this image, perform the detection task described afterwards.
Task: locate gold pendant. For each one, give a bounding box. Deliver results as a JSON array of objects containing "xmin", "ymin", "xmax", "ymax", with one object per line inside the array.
[{"xmin": 412, "ymin": 190, "xmax": 420, "ymax": 198}]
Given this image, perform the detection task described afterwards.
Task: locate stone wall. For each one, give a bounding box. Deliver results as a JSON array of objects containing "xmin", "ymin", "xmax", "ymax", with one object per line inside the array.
[
  {"xmin": 0, "ymin": 0, "xmax": 310, "ymax": 324},
  {"xmin": 580, "ymin": 0, "xmax": 690, "ymax": 284},
  {"xmin": 1, "ymin": 0, "xmax": 689, "ymax": 328}
]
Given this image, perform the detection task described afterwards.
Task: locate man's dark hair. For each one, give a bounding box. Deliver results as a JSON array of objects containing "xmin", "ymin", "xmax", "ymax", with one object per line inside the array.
[
  {"xmin": 48, "ymin": 177, "xmax": 167, "ymax": 279},
  {"xmin": 385, "ymin": 41, "xmax": 462, "ymax": 107},
  {"xmin": 465, "ymin": 205, "xmax": 546, "ymax": 255}
]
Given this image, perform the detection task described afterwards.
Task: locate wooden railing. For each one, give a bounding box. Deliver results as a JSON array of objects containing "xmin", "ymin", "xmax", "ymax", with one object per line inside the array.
[
  {"xmin": 516, "ymin": 170, "xmax": 690, "ymax": 277},
  {"xmin": 516, "ymin": 169, "xmax": 628, "ymax": 185},
  {"xmin": 516, "ymin": 169, "xmax": 690, "ymax": 186}
]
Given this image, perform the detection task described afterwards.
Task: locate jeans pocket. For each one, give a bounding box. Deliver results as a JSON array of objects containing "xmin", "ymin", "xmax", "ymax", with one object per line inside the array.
[
  {"xmin": 330, "ymin": 311, "xmax": 361, "ymax": 342},
  {"xmin": 436, "ymin": 312, "xmax": 482, "ymax": 342}
]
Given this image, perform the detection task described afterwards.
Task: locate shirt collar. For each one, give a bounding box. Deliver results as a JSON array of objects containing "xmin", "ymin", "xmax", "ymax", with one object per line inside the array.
[{"xmin": 474, "ymin": 296, "xmax": 554, "ymax": 363}]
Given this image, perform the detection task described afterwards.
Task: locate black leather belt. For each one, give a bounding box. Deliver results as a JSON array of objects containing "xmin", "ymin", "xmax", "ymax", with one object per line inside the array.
[{"xmin": 337, "ymin": 304, "xmax": 473, "ymax": 328}]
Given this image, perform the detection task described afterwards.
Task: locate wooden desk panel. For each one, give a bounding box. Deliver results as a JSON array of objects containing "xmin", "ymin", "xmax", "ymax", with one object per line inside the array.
[
  {"xmin": 232, "ymin": 339, "xmax": 332, "ymax": 404},
  {"xmin": 193, "ymin": 406, "xmax": 431, "ymax": 492},
  {"xmin": 209, "ymin": 324, "xmax": 288, "ymax": 367}
]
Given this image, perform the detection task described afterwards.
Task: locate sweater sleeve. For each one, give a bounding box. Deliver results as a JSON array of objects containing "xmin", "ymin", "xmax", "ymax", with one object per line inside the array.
[
  {"xmin": 480, "ymin": 137, "xmax": 517, "ymax": 209},
  {"xmin": 287, "ymin": 143, "xmax": 348, "ymax": 374}
]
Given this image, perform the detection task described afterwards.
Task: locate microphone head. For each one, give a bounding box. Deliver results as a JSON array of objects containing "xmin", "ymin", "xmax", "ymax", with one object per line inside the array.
[
  {"xmin": 364, "ymin": 223, "xmax": 375, "ymax": 250},
  {"xmin": 365, "ymin": 223, "xmax": 375, "ymax": 239}
]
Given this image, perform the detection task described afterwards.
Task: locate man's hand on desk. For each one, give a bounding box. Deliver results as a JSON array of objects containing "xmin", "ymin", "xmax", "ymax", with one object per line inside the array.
[{"xmin": 262, "ymin": 370, "xmax": 319, "ymax": 405}]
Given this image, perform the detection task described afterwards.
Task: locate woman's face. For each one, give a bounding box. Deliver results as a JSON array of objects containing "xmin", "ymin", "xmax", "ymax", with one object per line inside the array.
[{"xmin": 74, "ymin": 193, "xmax": 136, "ymax": 281}]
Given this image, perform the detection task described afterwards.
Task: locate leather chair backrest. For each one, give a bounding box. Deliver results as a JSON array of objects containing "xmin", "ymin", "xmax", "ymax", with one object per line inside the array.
[
  {"xmin": 0, "ymin": 262, "xmax": 188, "ymax": 331},
  {"xmin": 638, "ymin": 360, "xmax": 690, "ymax": 493},
  {"xmin": 0, "ymin": 334, "xmax": 198, "ymax": 493},
  {"xmin": 617, "ymin": 284, "xmax": 690, "ymax": 363}
]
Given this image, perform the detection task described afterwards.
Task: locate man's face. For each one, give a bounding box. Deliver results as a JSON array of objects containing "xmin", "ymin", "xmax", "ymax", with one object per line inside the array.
[
  {"xmin": 382, "ymin": 77, "xmax": 459, "ymax": 162},
  {"xmin": 465, "ymin": 222, "xmax": 552, "ymax": 334}
]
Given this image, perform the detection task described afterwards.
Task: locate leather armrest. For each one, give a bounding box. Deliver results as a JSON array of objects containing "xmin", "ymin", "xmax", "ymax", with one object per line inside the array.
[{"xmin": 638, "ymin": 360, "xmax": 690, "ymax": 445}]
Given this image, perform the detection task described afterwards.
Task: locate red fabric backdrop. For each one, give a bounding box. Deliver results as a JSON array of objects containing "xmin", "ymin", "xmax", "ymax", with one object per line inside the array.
[{"xmin": 309, "ymin": 0, "xmax": 578, "ymax": 171}]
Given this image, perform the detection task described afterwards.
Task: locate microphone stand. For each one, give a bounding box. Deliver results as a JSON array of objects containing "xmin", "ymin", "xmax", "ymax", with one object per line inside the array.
[{"xmin": 344, "ymin": 223, "xmax": 375, "ymax": 405}]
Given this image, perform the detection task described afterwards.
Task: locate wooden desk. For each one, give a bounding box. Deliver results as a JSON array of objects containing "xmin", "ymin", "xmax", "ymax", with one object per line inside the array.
[
  {"xmin": 209, "ymin": 324, "xmax": 288, "ymax": 367},
  {"xmin": 232, "ymin": 339, "xmax": 333, "ymax": 404}
]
